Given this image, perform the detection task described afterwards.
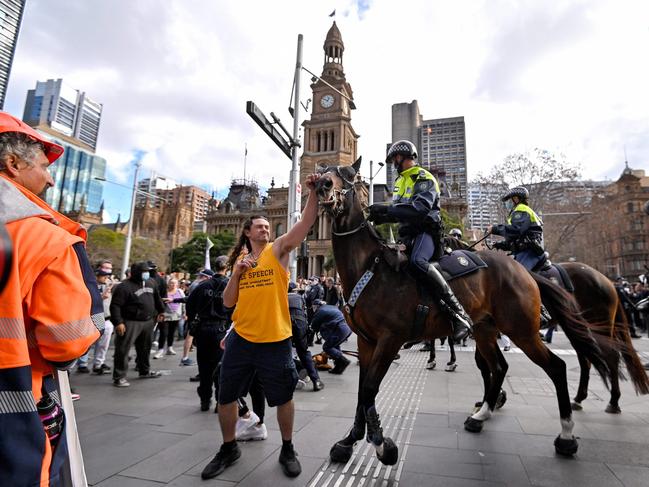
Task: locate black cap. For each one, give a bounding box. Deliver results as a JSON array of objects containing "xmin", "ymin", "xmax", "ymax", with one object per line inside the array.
[
  {"xmin": 147, "ymin": 260, "xmax": 158, "ymax": 270},
  {"xmin": 288, "ymin": 281, "xmax": 297, "ymax": 292}
]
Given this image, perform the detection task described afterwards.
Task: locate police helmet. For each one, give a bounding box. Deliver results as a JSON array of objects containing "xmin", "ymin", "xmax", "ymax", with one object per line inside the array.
[
  {"xmin": 449, "ymin": 228, "xmax": 462, "ymax": 238},
  {"xmin": 386, "ymin": 140, "xmax": 418, "ymax": 164},
  {"xmin": 501, "ymin": 186, "xmax": 529, "ymax": 202}
]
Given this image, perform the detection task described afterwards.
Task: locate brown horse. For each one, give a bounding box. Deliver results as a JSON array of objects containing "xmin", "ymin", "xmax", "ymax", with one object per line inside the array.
[
  {"xmin": 444, "ymin": 240, "xmax": 649, "ymax": 412},
  {"xmin": 315, "ymin": 161, "xmax": 613, "ymax": 466},
  {"xmin": 561, "ymin": 263, "xmax": 649, "ymax": 412}
]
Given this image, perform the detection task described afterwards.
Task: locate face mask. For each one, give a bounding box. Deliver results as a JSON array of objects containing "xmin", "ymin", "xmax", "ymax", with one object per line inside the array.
[
  {"xmin": 504, "ymin": 200, "xmax": 514, "ymax": 211},
  {"xmin": 141, "ymin": 272, "xmax": 150, "ymax": 281}
]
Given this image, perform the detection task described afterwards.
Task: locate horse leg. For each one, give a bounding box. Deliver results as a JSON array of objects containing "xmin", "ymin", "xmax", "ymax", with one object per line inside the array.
[
  {"xmin": 465, "ymin": 337, "xmax": 507, "ymax": 432},
  {"xmin": 605, "ymin": 351, "xmax": 622, "ymax": 414},
  {"xmin": 427, "ymin": 338, "xmax": 436, "ymax": 370},
  {"xmin": 330, "ymin": 337, "xmax": 370, "ymax": 463},
  {"xmin": 473, "ymin": 348, "xmax": 492, "ymax": 410},
  {"xmin": 518, "ymin": 339, "xmax": 579, "ymax": 456},
  {"xmin": 361, "ymin": 337, "xmax": 403, "ymax": 466},
  {"xmin": 571, "ymin": 353, "xmax": 590, "ymax": 411},
  {"xmin": 445, "ymin": 336, "xmax": 457, "ymax": 372}
]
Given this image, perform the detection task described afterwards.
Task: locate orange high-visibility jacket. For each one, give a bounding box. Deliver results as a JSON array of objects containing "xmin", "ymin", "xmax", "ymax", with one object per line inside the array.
[{"xmin": 0, "ymin": 174, "xmax": 103, "ymax": 487}]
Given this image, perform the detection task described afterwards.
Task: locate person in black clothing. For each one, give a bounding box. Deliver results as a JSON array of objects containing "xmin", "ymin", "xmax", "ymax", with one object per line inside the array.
[
  {"xmin": 310, "ymin": 301, "xmax": 352, "ymax": 374},
  {"xmin": 147, "ymin": 260, "xmax": 168, "ymax": 299},
  {"xmin": 288, "ymin": 282, "xmax": 324, "ymax": 391},
  {"xmin": 110, "ymin": 262, "xmax": 165, "ymax": 387},
  {"xmin": 324, "ymin": 277, "xmax": 341, "ymax": 307},
  {"xmin": 615, "ymin": 277, "xmax": 642, "ymax": 338},
  {"xmin": 186, "ymin": 256, "xmax": 231, "ymax": 412}
]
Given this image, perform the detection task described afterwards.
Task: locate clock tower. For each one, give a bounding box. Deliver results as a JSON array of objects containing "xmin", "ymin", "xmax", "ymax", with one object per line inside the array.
[
  {"xmin": 300, "ymin": 22, "xmax": 359, "ymax": 277},
  {"xmin": 300, "ymin": 21, "xmax": 359, "ymax": 184}
]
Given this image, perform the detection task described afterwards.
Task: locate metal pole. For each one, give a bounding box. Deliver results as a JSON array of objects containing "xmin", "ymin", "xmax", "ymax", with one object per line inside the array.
[
  {"xmin": 287, "ymin": 34, "xmax": 303, "ymax": 279},
  {"xmin": 369, "ymin": 160, "xmax": 374, "ymax": 206},
  {"xmin": 121, "ymin": 160, "xmax": 141, "ymax": 280}
]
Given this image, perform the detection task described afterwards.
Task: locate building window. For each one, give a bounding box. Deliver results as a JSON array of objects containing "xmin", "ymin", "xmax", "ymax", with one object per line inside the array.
[{"xmin": 627, "ymin": 202, "xmax": 634, "ymax": 213}]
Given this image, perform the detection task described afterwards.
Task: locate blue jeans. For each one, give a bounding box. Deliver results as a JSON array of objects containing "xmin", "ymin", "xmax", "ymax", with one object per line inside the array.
[{"xmin": 409, "ymin": 233, "xmax": 435, "ymax": 276}]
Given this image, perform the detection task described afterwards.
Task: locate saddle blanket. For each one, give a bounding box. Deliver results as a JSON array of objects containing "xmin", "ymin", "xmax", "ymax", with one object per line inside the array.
[
  {"xmin": 437, "ymin": 250, "xmax": 487, "ymax": 281},
  {"xmin": 537, "ymin": 263, "xmax": 575, "ymax": 293}
]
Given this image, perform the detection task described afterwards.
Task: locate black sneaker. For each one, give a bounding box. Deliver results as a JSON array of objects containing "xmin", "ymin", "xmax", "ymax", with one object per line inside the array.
[
  {"xmin": 201, "ymin": 444, "xmax": 241, "ymax": 479},
  {"xmin": 200, "ymin": 400, "xmax": 211, "ymax": 412},
  {"xmin": 313, "ymin": 379, "xmax": 325, "ymax": 392},
  {"xmin": 92, "ymin": 366, "xmax": 104, "ymax": 375},
  {"xmin": 279, "ymin": 446, "xmax": 302, "ymax": 477},
  {"xmin": 113, "ymin": 378, "xmax": 130, "ymax": 387},
  {"xmin": 138, "ymin": 371, "xmax": 162, "ymax": 379},
  {"xmin": 77, "ymin": 366, "xmax": 90, "ymax": 374}
]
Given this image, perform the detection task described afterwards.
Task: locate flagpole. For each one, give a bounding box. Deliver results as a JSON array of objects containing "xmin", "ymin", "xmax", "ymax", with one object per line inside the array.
[{"xmin": 243, "ymin": 143, "xmax": 247, "ymax": 183}]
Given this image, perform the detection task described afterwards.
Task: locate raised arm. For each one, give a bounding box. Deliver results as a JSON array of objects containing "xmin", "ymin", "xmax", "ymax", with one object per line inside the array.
[{"xmin": 274, "ymin": 174, "xmax": 320, "ymax": 267}]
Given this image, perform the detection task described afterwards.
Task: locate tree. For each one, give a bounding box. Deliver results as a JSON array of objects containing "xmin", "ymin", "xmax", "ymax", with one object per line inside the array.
[
  {"xmin": 170, "ymin": 231, "xmax": 235, "ymax": 274},
  {"xmin": 473, "ymin": 148, "xmax": 590, "ymax": 258},
  {"xmin": 86, "ymin": 228, "xmax": 169, "ymax": 277}
]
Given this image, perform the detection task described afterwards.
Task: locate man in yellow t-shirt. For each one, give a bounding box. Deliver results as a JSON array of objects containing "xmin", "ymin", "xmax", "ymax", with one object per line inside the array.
[{"xmin": 201, "ymin": 174, "xmax": 320, "ymax": 480}]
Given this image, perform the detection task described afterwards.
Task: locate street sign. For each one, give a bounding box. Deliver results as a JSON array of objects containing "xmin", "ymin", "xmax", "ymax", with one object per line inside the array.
[{"xmin": 246, "ymin": 101, "xmax": 292, "ymax": 159}]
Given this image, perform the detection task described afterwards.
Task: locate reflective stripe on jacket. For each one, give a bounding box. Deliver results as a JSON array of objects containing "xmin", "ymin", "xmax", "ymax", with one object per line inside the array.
[{"xmin": 0, "ymin": 174, "xmax": 102, "ymax": 487}]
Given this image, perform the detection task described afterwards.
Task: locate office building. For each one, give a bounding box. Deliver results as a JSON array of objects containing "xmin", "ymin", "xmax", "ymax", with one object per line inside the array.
[
  {"xmin": 390, "ymin": 101, "xmax": 468, "ymax": 200},
  {"xmin": 467, "ymin": 183, "xmax": 503, "ymax": 231},
  {"xmin": 0, "ymin": 0, "xmax": 25, "ymax": 109},
  {"xmin": 43, "ymin": 135, "xmax": 107, "ymax": 214},
  {"xmin": 23, "ymin": 78, "xmax": 102, "ymax": 151}
]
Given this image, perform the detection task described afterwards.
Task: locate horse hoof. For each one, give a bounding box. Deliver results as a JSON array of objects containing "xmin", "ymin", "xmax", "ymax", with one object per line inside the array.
[
  {"xmin": 330, "ymin": 442, "xmax": 354, "ymax": 463},
  {"xmin": 554, "ymin": 435, "xmax": 578, "ymax": 456},
  {"xmin": 571, "ymin": 401, "xmax": 583, "ymax": 411},
  {"xmin": 464, "ymin": 416, "xmax": 484, "ymax": 433},
  {"xmin": 376, "ymin": 437, "xmax": 398, "ymax": 466},
  {"xmin": 495, "ymin": 390, "xmax": 507, "ymax": 409},
  {"xmin": 605, "ymin": 404, "xmax": 621, "ymax": 414},
  {"xmin": 426, "ymin": 360, "xmax": 436, "ymax": 370},
  {"xmin": 445, "ymin": 362, "xmax": 457, "ymax": 372}
]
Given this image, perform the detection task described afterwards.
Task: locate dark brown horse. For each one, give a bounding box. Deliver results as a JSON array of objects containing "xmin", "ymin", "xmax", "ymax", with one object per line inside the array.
[
  {"xmin": 315, "ymin": 161, "xmax": 613, "ymax": 466},
  {"xmin": 444, "ymin": 240, "xmax": 649, "ymax": 412}
]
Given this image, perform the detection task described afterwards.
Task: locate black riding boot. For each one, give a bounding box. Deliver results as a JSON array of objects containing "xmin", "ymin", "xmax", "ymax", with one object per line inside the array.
[
  {"xmin": 540, "ymin": 304, "xmax": 552, "ymax": 329},
  {"xmin": 423, "ymin": 264, "xmax": 473, "ymax": 342}
]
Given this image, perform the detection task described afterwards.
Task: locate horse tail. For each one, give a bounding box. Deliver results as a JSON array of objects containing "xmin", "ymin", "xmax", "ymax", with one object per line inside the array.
[
  {"xmin": 613, "ymin": 301, "xmax": 649, "ymax": 394},
  {"xmin": 530, "ymin": 273, "xmax": 611, "ymax": 387}
]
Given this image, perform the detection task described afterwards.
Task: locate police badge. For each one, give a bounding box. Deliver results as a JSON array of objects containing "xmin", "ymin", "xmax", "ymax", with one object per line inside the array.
[{"xmin": 457, "ymin": 256, "xmax": 469, "ymax": 267}]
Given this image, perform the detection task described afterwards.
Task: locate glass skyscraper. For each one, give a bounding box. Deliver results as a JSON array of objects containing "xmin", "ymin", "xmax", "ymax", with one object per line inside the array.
[
  {"xmin": 43, "ymin": 134, "xmax": 106, "ymax": 214},
  {"xmin": 0, "ymin": 0, "xmax": 26, "ymax": 109}
]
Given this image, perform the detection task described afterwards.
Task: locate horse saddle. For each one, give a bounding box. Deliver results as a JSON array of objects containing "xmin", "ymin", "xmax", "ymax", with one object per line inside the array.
[
  {"xmin": 381, "ymin": 245, "xmax": 487, "ymax": 280},
  {"xmin": 536, "ymin": 261, "xmax": 575, "ymax": 293}
]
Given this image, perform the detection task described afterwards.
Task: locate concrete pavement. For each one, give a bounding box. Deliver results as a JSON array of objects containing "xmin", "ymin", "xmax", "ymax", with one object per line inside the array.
[{"xmin": 71, "ymin": 332, "xmax": 649, "ymax": 486}]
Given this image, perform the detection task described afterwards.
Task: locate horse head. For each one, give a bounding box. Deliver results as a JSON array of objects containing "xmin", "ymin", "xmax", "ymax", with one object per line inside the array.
[{"xmin": 315, "ymin": 157, "xmax": 367, "ymax": 229}]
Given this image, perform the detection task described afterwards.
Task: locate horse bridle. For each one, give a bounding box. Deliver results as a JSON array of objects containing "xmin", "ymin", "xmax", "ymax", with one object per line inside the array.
[{"xmin": 321, "ymin": 166, "xmax": 369, "ymax": 237}]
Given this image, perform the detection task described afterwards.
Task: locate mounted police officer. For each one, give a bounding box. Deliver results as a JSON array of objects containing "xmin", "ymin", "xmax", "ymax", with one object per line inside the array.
[
  {"xmin": 367, "ymin": 140, "xmax": 472, "ymax": 343},
  {"xmin": 490, "ymin": 186, "xmax": 545, "ymax": 271}
]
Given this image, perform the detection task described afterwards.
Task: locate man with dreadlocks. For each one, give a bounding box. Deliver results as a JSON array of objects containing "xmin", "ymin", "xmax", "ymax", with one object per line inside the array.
[{"xmin": 201, "ymin": 174, "xmax": 320, "ymax": 480}]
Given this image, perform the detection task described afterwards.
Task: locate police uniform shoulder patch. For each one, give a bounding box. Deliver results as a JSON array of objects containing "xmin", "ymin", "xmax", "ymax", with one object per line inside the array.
[{"xmin": 457, "ymin": 256, "xmax": 469, "ymax": 267}]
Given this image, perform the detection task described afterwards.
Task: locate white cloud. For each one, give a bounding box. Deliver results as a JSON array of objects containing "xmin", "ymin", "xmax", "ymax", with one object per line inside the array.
[{"xmin": 4, "ymin": 0, "xmax": 648, "ymax": 219}]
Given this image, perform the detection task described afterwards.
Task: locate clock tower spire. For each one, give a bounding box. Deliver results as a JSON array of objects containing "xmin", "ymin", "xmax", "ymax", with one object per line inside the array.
[{"xmin": 300, "ymin": 21, "xmax": 359, "ymax": 183}]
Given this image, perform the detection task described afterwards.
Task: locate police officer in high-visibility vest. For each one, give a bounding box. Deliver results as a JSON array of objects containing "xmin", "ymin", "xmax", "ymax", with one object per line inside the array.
[
  {"xmin": 367, "ymin": 140, "xmax": 472, "ymax": 343},
  {"xmin": 490, "ymin": 186, "xmax": 545, "ymax": 271}
]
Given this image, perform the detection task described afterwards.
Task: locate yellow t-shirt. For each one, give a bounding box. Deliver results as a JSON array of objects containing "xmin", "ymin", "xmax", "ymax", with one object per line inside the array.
[{"xmin": 232, "ymin": 242, "xmax": 292, "ymax": 343}]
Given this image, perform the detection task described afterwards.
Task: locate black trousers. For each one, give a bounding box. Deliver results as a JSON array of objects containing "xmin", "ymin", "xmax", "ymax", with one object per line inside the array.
[
  {"xmin": 113, "ymin": 319, "xmax": 155, "ymax": 380},
  {"xmin": 237, "ymin": 374, "xmax": 266, "ymax": 422},
  {"xmin": 194, "ymin": 324, "xmax": 226, "ymax": 403},
  {"xmin": 292, "ymin": 319, "xmax": 320, "ymax": 382}
]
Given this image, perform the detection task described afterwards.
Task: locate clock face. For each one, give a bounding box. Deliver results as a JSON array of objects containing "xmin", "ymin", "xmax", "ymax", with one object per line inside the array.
[{"xmin": 320, "ymin": 94, "xmax": 335, "ymax": 108}]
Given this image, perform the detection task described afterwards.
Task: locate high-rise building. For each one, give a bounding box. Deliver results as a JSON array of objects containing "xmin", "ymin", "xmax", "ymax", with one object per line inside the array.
[
  {"xmin": 136, "ymin": 175, "xmax": 178, "ymax": 207},
  {"xmin": 467, "ymin": 183, "xmax": 503, "ymax": 231},
  {"xmin": 0, "ymin": 0, "xmax": 25, "ymax": 109},
  {"xmin": 23, "ymin": 78, "xmax": 102, "ymax": 151},
  {"xmin": 43, "ymin": 135, "xmax": 107, "ymax": 214},
  {"xmin": 390, "ymin": 101, "xmax": 468, "ymax": 200}
]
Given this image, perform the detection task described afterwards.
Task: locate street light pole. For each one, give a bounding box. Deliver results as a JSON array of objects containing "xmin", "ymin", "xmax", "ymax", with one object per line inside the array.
[
  {"xmin": 287, "ymin": 34, "xmax": 303, "ymax": 279},
  {"xmin": 121, "ymin": 160, "xmax": 141, "ymax": 280},
  {"xmin": 368, "ymin": 160, "xmax": 385, "ymax": 206}
]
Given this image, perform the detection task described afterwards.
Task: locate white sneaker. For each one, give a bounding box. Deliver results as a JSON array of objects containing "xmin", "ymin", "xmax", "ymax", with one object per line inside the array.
[
  {"xmin": 295, "ymin": 379, "xmax": 306, "ymax": 390},
  {"xmin": 235, "ymin": 412, "xmax": 259, "ymax": 439},
  {"xmin": 237, "ymin": 422, "xmax": 268, "ymax": 441},
  {"xmin": 166, "ymin": 346, "xmax": 177, "ymax": 355},
  {"xmin": 152, "ymin": 341, "xmax": 159, "ymax": 350},
  {"xmin": 153, "ymin": 350, "xmax": 164, "ymax": 359}
]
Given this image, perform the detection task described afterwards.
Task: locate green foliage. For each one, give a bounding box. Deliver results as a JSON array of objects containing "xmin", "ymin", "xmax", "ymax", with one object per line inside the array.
[
  {"xmin": 170, "ymin": 231, "xmax": 236, "ymax": 274},
  {"xmin": 86, "ymin": 227, "xmax": 168, "ymax": 276},
  {"xmin": 441, "ymin": 208, "xmax": 463, "ymax": 234}
]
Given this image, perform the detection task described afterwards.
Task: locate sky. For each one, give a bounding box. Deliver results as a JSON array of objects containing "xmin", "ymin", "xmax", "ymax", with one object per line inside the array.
[{"xmin": 4, "ymin": 0, "xmax": 649, "ymax": 222}]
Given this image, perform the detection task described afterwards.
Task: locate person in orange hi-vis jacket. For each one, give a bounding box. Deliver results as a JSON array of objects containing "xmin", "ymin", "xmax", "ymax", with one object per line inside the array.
[{"xmin": 0, "ymin": 111, "xmax": 103, "ymax": 487}]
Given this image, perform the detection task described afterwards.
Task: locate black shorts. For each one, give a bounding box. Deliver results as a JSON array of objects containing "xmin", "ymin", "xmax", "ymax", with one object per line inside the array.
[{"xmin": 218, "ymin": 331, "xmax": 298, "ymax": 407}]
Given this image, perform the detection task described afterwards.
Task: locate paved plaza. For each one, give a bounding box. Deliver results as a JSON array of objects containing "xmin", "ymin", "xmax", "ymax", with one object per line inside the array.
[{"xmin": 72, "ymin": 333, "xmax": 649, "ymax": 486}]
